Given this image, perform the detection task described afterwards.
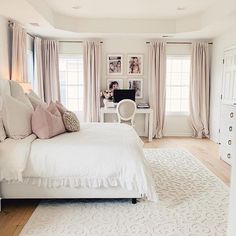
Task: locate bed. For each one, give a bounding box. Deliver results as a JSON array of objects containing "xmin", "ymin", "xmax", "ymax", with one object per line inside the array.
[{"xmin": 0, "ymin": 79, "xmax": 157, "ymax": 210}]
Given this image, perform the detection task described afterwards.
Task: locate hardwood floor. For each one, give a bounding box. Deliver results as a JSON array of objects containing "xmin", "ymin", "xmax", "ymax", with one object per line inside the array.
[{"xmin": 0, "ymin": 137, "xmax": 231, "ymax": 236}]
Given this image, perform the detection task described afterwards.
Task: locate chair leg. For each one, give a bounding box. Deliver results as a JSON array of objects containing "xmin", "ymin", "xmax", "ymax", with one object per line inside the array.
[{"xmin": 132, "ymin": 198, "xmax": 137, "ymax": 204}]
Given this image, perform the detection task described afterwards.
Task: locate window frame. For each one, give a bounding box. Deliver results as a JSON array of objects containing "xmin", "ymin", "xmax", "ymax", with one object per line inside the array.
[
  {"xmin": 165, "ymin": 54, "xmax": 191, "ymax": 116},
  {"xmin": 59, "ymin": 53, "xmax": 84, "ymax": 120}
]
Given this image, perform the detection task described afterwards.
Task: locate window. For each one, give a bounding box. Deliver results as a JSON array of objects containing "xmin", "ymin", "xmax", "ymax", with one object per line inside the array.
[
  {"xmin": 59, "ymin": 55, "xmax": 84, "ymax": 121},
  {"xmin": 166, "ymin": 55, "xmax": 191, "ymax": 114}
]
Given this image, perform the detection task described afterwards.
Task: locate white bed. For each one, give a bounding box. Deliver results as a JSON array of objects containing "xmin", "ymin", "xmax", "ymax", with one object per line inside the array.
[
  {"xmin": 0, "ymin": 123, "xmax": 157, "ymax": 209},
  {"xmin": 0, "ymin": 79, "xmax": 157, "ymax": 210}
]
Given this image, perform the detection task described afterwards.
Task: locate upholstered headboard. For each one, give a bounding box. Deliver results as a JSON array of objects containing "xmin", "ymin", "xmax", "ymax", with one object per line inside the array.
[{"xmin": 0, "ymin": 79, "xmax": 11, "ymax": 96}]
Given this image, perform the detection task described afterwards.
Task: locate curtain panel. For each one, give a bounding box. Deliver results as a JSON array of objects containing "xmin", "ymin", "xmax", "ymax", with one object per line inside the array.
[
  {"xmin": 83, "ymin": 41, "xmax": 101, "ymax": 122},
  {"xmin": 190, "ymin": 42, "xmax": 210, "ymax": 138},
  {"xmin": 34, "ymin": 37, "xmax": 44, "ymax": 99},
  {"xmin": 11, "ymin": 23, "xmax": 27, "ymax": 82},
  {"xmin": 148, "ymin": 41, "xmax": 166, "ymax": 138}
]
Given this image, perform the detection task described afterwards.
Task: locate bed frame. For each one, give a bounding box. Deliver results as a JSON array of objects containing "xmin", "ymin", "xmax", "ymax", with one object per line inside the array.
[
  {"xmin": 0, "ymin": 181, "xmax": 140, "ymax": 211},
  {"xmin": 0, "ymin": 79, "xmax": 140, "ymax": 211}
]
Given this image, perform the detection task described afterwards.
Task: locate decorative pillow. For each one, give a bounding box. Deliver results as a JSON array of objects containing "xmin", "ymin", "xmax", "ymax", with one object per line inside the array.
[
  {"xmin": 32, "ymin": 103, "xmax": 66, "ymax": 139},
  {"xmin": 2, "ymin": 95, "xmax": 33, "ymax": 139},
  {"xmin": 63, "ymin": 111, "xmax": 80, "ymax": 132},
  {"xmin": 55, "ymin": 101, "xmax": 67, "ymax": 114},
  {"xmin": 27, "ymin": 90, "xmax": 47, "ymax": 110},
  {"xmin": 9, "ymin": 80, "xmax": 33, "ymax": 110},
  {"xmin": 0, "ymin": 118, "xmax": 6, "ymax": 142}
]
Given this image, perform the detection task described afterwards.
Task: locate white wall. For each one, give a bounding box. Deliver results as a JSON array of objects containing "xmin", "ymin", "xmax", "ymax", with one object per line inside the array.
[
  {"xmin": 101, "ymin": 38, "xmax": 193, "ymax": 136},
  {"xmin": 0, "ymin": 15, "xmax": 10, "ymax": 80},
  {"xmin": 101, "ymin": 38, "xmax": 148, "ymax": 136},
  {"xmin": 210, "ymin": 29, "xmax": 236, "ymax": 142}
]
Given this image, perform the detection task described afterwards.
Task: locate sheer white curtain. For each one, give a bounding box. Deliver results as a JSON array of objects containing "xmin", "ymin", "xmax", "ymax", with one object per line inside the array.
[
  {"xmin": 42, "ymin": 40, "xmax": 60, "ymax": 103},
  {"xmin": 148, "ymin": 41, "xmax": 166, "ymax": 138},
  {"xmin": 34, "ymin": 37, "xmax": 44, "ymax": 99},
  {"xmin": 11, "ymin": 23, "xmax": 27, "ymax": 82},
  {"xmin": 83, "ymin": 41, "xmax": 101, "ymax": 122},
  {"xmin": 190, "ymin": 42, "xmax": 210, "ymax": 138}
]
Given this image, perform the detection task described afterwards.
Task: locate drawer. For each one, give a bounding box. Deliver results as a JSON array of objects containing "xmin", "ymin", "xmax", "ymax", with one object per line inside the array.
[
  {"xmin": 220, "ymin": 124, "xmax": 235, "ymax": 137},
  {"xmin": 220, "ymin": 105, "xmax": 236, "ymax": 124},
  {"xmin": 220, "ymin": 147, "xmax": 232, "ymax": 165}
]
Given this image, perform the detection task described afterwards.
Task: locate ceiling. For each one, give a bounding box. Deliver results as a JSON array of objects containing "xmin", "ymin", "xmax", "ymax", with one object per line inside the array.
[
  {"xmin": 43, "ymin": 0, "xmax": 216, "ymax": 19},
  {"xmin": 0, "ymin": 0, "xmax": 235, "ymax": 39}
]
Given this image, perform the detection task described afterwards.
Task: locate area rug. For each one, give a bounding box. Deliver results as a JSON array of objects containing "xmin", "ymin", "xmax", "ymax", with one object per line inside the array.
[{"xmin": 20, "ymin": 149, "xmax": 229, "ymax": 236}]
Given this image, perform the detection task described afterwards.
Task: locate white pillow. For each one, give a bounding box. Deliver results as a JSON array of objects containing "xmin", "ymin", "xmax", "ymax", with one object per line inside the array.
[
  {"xmin": 2, "ymin": 95, "xmax": 33, "ymax": 139},
  {"xmin": 0, "ymin": 117, "xmax": 6, "ymax": 142},
  {"xmin": 9, "ymin": 80, "xmax": 33, "ymax": 110},
  {"xmin": 27, "ymin": 90, "xmax": 47, "ymax": 110}
]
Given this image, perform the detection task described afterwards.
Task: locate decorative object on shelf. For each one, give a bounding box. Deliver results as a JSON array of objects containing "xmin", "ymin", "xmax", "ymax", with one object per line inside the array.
[
  {"xmin": 137, "ymin": 103, "xmax": 150, "ymax": 109},
  {"xmin": 127, "ymin": 54, "xmax": 143, "ymax": 76},
  {"xmin": 100, "ymin": 90, "xmax": 115, "ymax": 108},
  {"xmin": 107, "ymin": 54, "xmax": 123, "ymax": 75},
  {"xmin": 107, "ymin": 79, "xmax": 123, "ymax": 91},
  {"xmin": 100, "ymin": 90, "xmax": 113, "ymax": 100},
  {"xmin": 128, "ymin": 78, "xmax": 143, "ymax": 99}
]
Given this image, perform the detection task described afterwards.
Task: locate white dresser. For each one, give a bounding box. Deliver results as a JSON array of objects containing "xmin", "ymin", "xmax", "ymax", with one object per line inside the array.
[
  {"xmin": 219, "ymin": 47, "xmax": 236, "ymax": 166},
  {"xmin": 219, "ymin": 104, "xmax": 236, "ymax": 165}
]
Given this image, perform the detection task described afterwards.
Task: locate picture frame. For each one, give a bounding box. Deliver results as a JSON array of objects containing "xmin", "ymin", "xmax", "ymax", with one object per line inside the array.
[
  {"xmin": 107, "ymin": 54, "xmax": 123, "ymax": 75},
  {"xmin": 107, "ymin": 78, "xmax": 124, "ymax": 90},
  {"xmin": 128, "ymin": 78, "xmax": 143, "ymax": 99},
  {"xmin": 127, "ymin": 54, "xmax": 143, "ymax": 76}
]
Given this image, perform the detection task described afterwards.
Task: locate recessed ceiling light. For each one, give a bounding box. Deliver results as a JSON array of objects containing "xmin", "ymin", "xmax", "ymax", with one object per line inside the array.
[
  {"xmin": 30, "ymin": 22, "xmax": 40, "ymax": 27},
  {"xmin": 72, "ymin": 5, "xmax": 81, "ymax": 9},
  {"xmin": 177, "ymin": 6, "xmax": 185, "ymax": 11},
  {"xmin": 162, "ymin": 35, "xmax": 173, "ymax": 38}
]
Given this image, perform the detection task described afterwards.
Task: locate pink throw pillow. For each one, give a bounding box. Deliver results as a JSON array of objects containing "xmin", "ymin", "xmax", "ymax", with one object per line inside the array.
[
  {"xmin": 55, "ymin": 101, "xmax": 67, "ymax": 115},
  {"xmin": 32, "ymin": 103, "xmax": 66, "ymax": 139}
]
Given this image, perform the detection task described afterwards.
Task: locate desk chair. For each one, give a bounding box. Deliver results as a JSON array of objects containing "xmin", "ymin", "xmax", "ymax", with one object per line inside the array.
[{"xmin": 116, "ymin": 99, "xmax": 136, "ymax": 127}]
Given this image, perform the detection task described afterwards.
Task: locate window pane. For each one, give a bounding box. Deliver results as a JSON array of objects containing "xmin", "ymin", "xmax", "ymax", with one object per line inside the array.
[
  {"xmin": 166, "ymin": 56, "xmax": 190, "ymax": 113},
  {"xmin": 181, "ymin": 87, "xmax": 189, "ymax": 99},
  {"xmin": 171, "ymin": 87, "xmax": 181, "ymax": 99},
  {"xmin": 59, "ymin": 55, "xmax": 84, "ymax": 121}
]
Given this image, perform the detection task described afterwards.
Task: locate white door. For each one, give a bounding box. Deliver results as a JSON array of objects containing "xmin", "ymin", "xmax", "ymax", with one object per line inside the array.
[
  {"xmin": 219, "ymin": 47, "xmax": 236, "ymax": 166},
  {"xmin": 222, "ymin": 48, "xmax": 236, "ymax": 105}
]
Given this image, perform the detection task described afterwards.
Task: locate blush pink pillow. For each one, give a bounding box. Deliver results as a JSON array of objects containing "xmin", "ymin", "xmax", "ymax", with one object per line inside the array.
[
  {"xmin": 32, "ymin": 103, "xmax": 66, "ymax": 139},
  {"xmin": 55, "ymin": 101, "xmax": 67, "ymax": 114}
]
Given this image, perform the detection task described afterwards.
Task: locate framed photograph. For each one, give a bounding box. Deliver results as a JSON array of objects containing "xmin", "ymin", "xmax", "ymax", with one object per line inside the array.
[
  {"xmin": 107, "ymin": 54, "xmax": 123, "ymax": 75},
  {"xmin": 128, "ymin": 78, "xmax": 143, "ymax": 99},
  {"xmin": 127, "ymin": 54, "xmax": 143, "ymax": 76},
  {"xmin": 107, "ymin": 79, "xmax": 123, "ymax": 91}
]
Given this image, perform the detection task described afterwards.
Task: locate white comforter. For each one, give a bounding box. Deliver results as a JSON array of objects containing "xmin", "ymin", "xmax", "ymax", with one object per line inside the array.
[{"xmin": 1, "ymin": 123, "xmax": 157, "ymax": 201}]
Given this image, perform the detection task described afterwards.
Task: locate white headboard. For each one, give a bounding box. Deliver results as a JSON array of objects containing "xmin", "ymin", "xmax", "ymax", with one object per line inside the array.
[{"xmin": 0, "ymin": 79, "xmax": 11, "ymax": 96}]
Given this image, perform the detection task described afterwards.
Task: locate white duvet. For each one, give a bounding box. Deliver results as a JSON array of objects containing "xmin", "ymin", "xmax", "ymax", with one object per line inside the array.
[{"xmin": 1, "ymin": 123, "xmax": 157, "ymax": 201}]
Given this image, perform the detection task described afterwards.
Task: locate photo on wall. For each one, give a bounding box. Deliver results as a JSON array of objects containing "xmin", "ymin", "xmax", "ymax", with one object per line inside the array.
[
  {"xmin": 128, "ymin": 78, "xmax": 143, "ymax": 99},
  {"xmin": 107, "ymin": 79, "xmax": 124, "ymax": 91},
  {"xmin": 127, "ymin": 54, "xmax": 143, "ymax": 75},
  {"xmin": 107, "ymin": 55, "xmax": 123, "ymax": 75}
]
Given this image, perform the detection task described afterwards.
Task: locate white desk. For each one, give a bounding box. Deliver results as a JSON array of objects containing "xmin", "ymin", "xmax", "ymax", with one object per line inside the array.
[{"xmin": 100, "ymin": 107, "xmax": 153, "ymax": 142}]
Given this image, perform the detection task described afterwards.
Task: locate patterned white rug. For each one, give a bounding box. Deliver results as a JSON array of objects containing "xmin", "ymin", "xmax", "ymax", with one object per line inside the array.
[{"xmin": 20, "ymin": 149, "xmax": 229, "ymax": 236}]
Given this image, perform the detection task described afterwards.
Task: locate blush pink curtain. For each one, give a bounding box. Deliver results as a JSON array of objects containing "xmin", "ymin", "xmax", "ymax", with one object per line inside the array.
[
  {"xmin": 11, "ymin": 23, "xmax": 27, "ymax": 82},
  {"xmin": 148, "ymin": 41, "xmax": 166, "ymax": 138},
  {"xmin": 83, "ymin": 41, "xmax": 101, "ymax": 122},
  {"xmin": 190, "ymin": 42, "xmax": 210, "ymax": 138},
  {"xmin": 42, "ymin": 40, "xmax": 60, "ymax": 103},
  {"xmin": 34, "ymin": 37, "xmax": 44, "ymax": 100}
]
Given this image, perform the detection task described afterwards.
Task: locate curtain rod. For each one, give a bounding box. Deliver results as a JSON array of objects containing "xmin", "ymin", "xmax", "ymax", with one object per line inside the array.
[
  {"xmin": 146, "ymin": 41, "xmax": 213, "ymax": 45},
  {"xmin": 59, "ymin": 40, "xmax": 103, "ymax": 43}
]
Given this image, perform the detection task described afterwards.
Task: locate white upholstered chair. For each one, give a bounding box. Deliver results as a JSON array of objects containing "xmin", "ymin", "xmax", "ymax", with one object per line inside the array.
[{"xmin": 116, "ymin": 99, "xmax": 136, "ymax": 127}]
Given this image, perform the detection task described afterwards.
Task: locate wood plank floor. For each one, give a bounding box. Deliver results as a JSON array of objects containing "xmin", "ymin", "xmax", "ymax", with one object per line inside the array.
[{"xmin": 0, "ymin": 137, "xmax": 231, "ymax": 236}]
